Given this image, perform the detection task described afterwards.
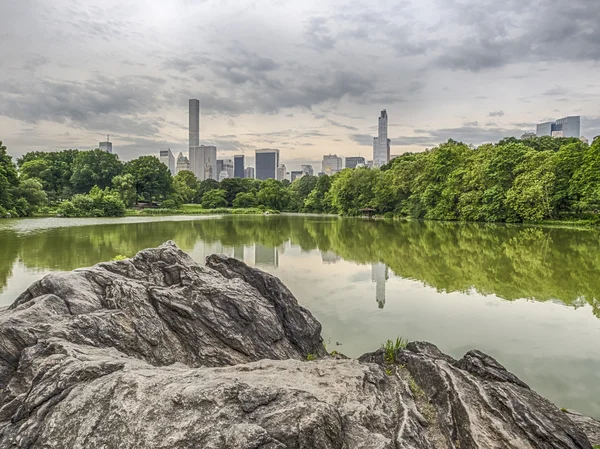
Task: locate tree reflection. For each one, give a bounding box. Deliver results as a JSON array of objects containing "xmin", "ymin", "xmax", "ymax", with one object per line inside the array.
[{"xmin": 1, "ymin": 216, "xmax": 599, "ymax": 317}]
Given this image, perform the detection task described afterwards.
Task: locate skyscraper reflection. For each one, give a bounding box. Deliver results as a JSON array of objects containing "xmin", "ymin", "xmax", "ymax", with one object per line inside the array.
[{"xmin": 372, "ymin": 262, "xmax": 389, "ymax": 309}]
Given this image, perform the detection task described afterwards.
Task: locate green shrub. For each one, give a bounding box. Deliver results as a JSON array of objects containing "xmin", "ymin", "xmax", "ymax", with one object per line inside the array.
[{"xmin": 56, "ymin": 186, "xmax": 125, "ymax": 217}]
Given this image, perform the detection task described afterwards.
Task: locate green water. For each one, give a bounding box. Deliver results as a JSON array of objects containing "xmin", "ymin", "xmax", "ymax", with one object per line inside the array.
[{"xmin": 1, "ymin": 214, "xmax": 599, "ymax": 418}]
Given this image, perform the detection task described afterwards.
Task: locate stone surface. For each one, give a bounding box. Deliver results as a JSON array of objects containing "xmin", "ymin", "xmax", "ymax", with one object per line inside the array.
[{"xmin": 0, "ymin": 242, "xmax": 596, "ymax": 448}]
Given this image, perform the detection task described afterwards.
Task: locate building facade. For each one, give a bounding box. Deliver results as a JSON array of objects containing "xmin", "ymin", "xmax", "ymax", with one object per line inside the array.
[
  {"xmin": 290, "ymin": 171, "xmax": 304, "ymax": 182},
  {"xmin": 322, "ymin": 154, "xmax": 343, "ymax": 174},
  {"xmin": 536, "ymin": 116, "xmax": 580, "ymax": 138},
  {"xmin": 255, "ymin": 149, "xmax": 280, "ymax": 180},
  {"xmin": 345, "ymin": 156, "xmax": 366, "ymax": 169},
  {"xmin": 373, "ymin": 110, "xmax": 390, "ymax": 167},
  {"xmin": 244, "ymin": 167, "xmax": 255, "ymax": 179},
  {"xmin": 277, "ymin": 164, "xmax": 287, "ymax": 181},
  {"xmin": 189, "ymin": 99, "xmax": 200, "ymax": 147},
  {"xmin": 175, "ymin": 152, "xmax": 190, "ymax": 174},
  {"xmin": 301, "ymin": 165, "xmax": 314, "ymax": 176},
  {"xmin": 234, "ymin": 155, "xmax": 245, "ymax": 178},
  {"xmin": 189, "ymin": 145, "xmax": 217, "ymax": 181},
  {"xmin": 159, "ymin": 149, "xmax": 175, "ymax": 176},
  {"xmin": 99, "ymin": 135, "xmax": 112, "ymax": 154}
]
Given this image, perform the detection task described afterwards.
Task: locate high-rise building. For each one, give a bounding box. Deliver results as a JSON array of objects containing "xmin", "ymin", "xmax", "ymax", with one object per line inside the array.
[
  {"xmin": 277, "ymin": 164, "xmax": 287, "ymax": 181},
  {"xmin": 536, "ymin": 116, "xmax": 580, "ymax": 138},
  {"xmin": 217, "ymin": 159, "xmax": 224, "ymax": 178},
  {"xmin": 290, "ymin": 171, "xmax": 304, "ymax": 182},
  {"xmin": 234, "ymin": 155, "xmax": 244, "ymax": 178},
  {"xmin": 221, "ymin": 159, "xmax": 234, "ymax": 180},
  {"xmin": 301, "ymin": 165, "xmax": 314, "ymax": 176},
  {"xmin": 159, "ymin": 149, "xmax": 175, "ymax": 176},
  {"xmin": 345, "ymin": 156, "xmax": 366, "ymax": 169},
  {"xmin": 99, "ymin": 135, "xmax": 112, "ymax": 153},
  {"xmin": 189, "ymin": 145, "xmax": 217, "ymax": 181},
  {"xmin": 255, "ymin": 149, "xmax": 280, "ymax": 180},
  {"xmin": 322, "ymin": 154, "xmax": 343, "ymax": 174},
  {"xmin": 189, "ymin": 99, "xmax": 200, "ymax": 147},
  {"xmin": 175, "ymin": 152, "xmax": 190, "ymax": 174},
  {"xmin": 373, "ymin": 110, "xmax": 391, "ymax": 167},
  {"xmin": 244, "ymin": 167, "xmax": 255, "ymax": 179},
  {"xmin": 521, "ymin": 132, "xmax": 536, "ymax": 139}
]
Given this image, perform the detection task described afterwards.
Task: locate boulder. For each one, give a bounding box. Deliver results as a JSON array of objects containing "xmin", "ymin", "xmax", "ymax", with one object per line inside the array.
[{"xmin": 0, "ymin": 242, "xmax": 596, "ymax": 448}]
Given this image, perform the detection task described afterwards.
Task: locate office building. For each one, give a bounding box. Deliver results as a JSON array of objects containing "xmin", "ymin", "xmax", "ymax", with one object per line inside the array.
[
  {"xmin": 536, "ymin": 116, "xmax": 580, "ymax": 138},
  {"xmin": 373, "ymin": 110, "xmax": 391, "ymax": 167},
  {"xmin": 189, "ymin": 99, "xmax": 200, "ymax": 147},
  {"xmin": 277, "ymin": 164, "xmax": 287, "ymax": 181},
  {"xmin": 189, "ymin": 145, "xmax": 217, "ymax": 181},
  {"xmin": 159, "ymin": 149, "xmax": 175, "ymax": 176},
  {"xmin": 345, "ymin": 156, "xmax": 366, "ymax": 169},
  {"xmin": 175, "ymin": 152, "xmax": 190, "ymax": 173},
  {"xmin": 234, "ymin": 155, "xmax": 244, "ymax": 178},
  {"xmin": 290, "ymin": 171, "xmax": 304, "ymax": 182},
  {"xmin": 255, "ymin": 149, "xmax": 280, "ymax": 180},
  {"xmin": 221, "ymin": 159, "xmax": 234, "ymax": 180},
  {"xmin": 301, "ymin": 165, "xmax": 314, "ymax": 176},
  {"xmin": 322, "ymin": 154, "xmax": 343, "ymax": 174},
  {"xmin": 99, "ymin": 135, "xmax": 112, "ymax": 153},
  {"xmin": 244, "ymin": 167, "xmax": 255, "ymax": 179}
]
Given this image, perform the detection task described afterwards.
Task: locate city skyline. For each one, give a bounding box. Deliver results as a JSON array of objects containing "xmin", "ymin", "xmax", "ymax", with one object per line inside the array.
[{"xmin": 2, "ymin": 0, "xmax": 600, "ymax": 162}]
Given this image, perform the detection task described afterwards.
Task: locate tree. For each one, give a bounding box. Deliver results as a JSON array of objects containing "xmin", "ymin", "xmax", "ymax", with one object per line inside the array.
[
  {"xmin": 201, "ymin": 189, "xmax": 228, "ymax": 209},
  {"xmin": 57, "ymin": 186, "xmax": 125, "ymax": 217},
  {"xmin": 124, "ymin": 156, "xmax": 173, "ymax": 204},
  {"xmin": 18, "ymin": 149, "xmax": 78, "ymax": 201},
  {"xmin": 71, "ymin": 149, "xmax": 123, "ymax": 193},
  {"xmin": 0, "ymin": 141, "xmax": 19, "ymax": 215},
  {"xmin": 304, "ymin": 175, "xmax": 332, "ymax": 213},
  {"xmin": 233, "ymin": 192, "xmax": 257, "ymax": 208},
  {"xmin": 220, "ymin": 178, "xmax": 249, "ymax": 206},
  {"xmin": 196, "ymin": 179, "xmax": 220, "ymax": 203},
  {"xmin": 172, "ymin": 170, "xmax": 199, "ymax": 204},
  {"xmin": 256, "ymin": 179, "xmax": 291, "ymax": 211},
  {"xmin": 11, "ymin": 178, "xmax": 47, "ymax": 216},
  {"xmin": 111, "ymin": 174, "xmax": 137, "ymax": 207}
]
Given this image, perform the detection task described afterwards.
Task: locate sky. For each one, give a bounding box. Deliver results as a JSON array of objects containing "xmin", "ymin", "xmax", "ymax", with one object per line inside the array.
[{"xmin": 1, "ymin": 0, "xmax": 600, "ymax": 170}]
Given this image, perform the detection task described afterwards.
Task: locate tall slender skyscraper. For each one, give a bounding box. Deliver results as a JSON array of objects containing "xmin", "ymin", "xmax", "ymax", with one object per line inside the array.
[
  {"xmin": 234, "ymin": 155, "xmax": 245, "ymax": 178},
  {"xmin": 189, "ymin": 99, "xmax": 200, "ymax": 147},
  {"xmin": 373, "ymin": 110, "xmax": 390, "ymax": 168}
]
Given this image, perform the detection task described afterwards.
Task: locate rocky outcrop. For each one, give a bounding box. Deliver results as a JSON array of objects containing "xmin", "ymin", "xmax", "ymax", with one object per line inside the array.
[{"xmin": 0, "ymin": 242, "xmax": 597, "ymax": 448}]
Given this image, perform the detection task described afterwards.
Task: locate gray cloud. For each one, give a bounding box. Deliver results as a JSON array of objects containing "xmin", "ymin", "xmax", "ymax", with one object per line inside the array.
[
  {"xmin": 304, "ymin": 17, "xmax": 336, "ymax": 51},
  {"xmin": 326, "ymin": 119, "xmax": 358, "ymax": 131},
  {"xmin": 488, "ymin": 111, "xmax": 505, "ymax": 117}
]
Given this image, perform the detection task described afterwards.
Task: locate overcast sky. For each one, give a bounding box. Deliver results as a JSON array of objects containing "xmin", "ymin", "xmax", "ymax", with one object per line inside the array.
[{"xmin": 1, "ymin": 0, "xmax": 599, "ymax": 170}]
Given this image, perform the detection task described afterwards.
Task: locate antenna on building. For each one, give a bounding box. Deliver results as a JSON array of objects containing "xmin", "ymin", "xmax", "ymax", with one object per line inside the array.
[{"xmin": 107, "ymin": 134, "xmax": 110, "ymax": 142}]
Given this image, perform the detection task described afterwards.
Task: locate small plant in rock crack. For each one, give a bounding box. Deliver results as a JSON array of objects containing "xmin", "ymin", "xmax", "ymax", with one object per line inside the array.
[
  {"xmin": 111, "ymin": 254, "xmax": 128, "ymax": 261},
  {"xmin": 306, "ymin": 353, "xmax": 317, "ymax": 361},
  {"xmin": 381, "ymin": 336, "xmax": 408, "ymax": 364}
]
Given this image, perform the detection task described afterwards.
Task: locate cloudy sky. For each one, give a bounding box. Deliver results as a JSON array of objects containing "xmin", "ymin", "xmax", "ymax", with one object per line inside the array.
[{"xmin": 1, "ymin": 0, "xmax": 599, "ymax": 170}]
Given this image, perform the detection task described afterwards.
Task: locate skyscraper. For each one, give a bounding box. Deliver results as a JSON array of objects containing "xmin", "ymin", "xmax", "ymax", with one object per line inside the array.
[
  {"xmin": 345, "ymin": 156, "xmax": 366, "ymax": 169},
  {"xmin": 290, "ymin": 171, "xmax": 303, "ymax": 182},
  {"xmin": 301, "ymin": 165, "xmax": 314, "ymax": 176},
  {"xmin": 234, "ymin": 155, "xmax": 245, "ymax": 178},
  {"xmin": 244, "ymin": 167, "xmax": 255, "ymax": 179},
  {"xmin": 322, "ymin": 154, "xmax": 343, "ymax": 174},
  {"xmin": 536, "ymin": 116, "xmax": 580, "ymax": 138},
  {"xmin": 277, "ymin": 164, "xmax": 287, "ymax": 181},
  {"xmin": 189, "ymin": 99, "xmax": 200, "ymax": 147},
  {"xmin": 373, "ymin": 110, "xmax": 390, "ymax": 167},
  {"xmin": 218, "ymin": 159, "xmax": 234, "ymax": 180},
  {"xmin": 175, "ymin": 152, "xmax": 190, "ymax": 174},
  {"xmin": 255, "ymin": 149, "xmax": 280, "ymax": 180},
  {"xmin": 159, "ymin": 149, "xmax": 175, "ymax": 175},
  {"xmin": 99, "ymin": 135, "xmax": 112, "ymax": 153},
  {"xmin": 189, "ymin": 145, "xmax": 217, "ymax": 181}
]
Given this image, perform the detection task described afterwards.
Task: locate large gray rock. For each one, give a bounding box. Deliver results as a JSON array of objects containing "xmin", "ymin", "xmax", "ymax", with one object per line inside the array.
[{"xmin": 0, "ymin": 242, "xmax": 596, "ymax": 448}]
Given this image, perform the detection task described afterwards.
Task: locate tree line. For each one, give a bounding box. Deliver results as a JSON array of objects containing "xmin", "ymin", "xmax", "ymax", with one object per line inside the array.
[{"xmin": 1, "ymin": 134, "xmax": 599, "ymax": 221}]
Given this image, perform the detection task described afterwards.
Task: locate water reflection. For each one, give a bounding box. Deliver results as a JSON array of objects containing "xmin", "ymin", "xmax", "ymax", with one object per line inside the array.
[{"xmin": 372, "ymin": 263, "xmax": 389, "ymax": 309}]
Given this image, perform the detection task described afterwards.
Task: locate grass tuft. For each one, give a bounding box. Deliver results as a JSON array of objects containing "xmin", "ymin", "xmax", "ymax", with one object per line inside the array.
[
  {"xmin": 382, "ymin": 336, "xmax": 408, "ymax": 364},
  {"xmin": 306, "ymin": 353, "xmax": 317, "ymax": 361}
]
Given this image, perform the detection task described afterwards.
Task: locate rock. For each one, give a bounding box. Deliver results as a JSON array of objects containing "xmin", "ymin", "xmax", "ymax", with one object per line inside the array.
[
  {"xmin": 564, "ymin": 410, "xmax": 600, "ymax": 446},
  {"xmin": 0, "ymin": 242, "xmax": 597, "ymax": 448}
]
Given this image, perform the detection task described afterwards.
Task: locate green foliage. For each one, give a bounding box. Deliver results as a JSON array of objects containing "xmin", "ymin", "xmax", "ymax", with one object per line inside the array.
[
  {"xmin": 382, "ymin": 337, "xmax": 408, "ymax": 364},
  {"xmin": 172, "ymin": 170, "xmax": 199, "ymax": 204},
  {"xmin": 201, "ymin": 189, "xmax": 228, "ymax": 209},
  {"xmin": 111, "ymin": 174, "xmax": 137, "ymax": 207},
  {"xmin": 10, "ymin": 178, "xmax": 48, "ymax": 216},
  {"xmin": 70, "ymin": 149, "xmax": 123, "ymax": 193},
  {"xmin": 57, "ymin": 186, "xmax": 126, "ymax": 217},
  {"xmin": 306, "ymin": 353, "xmax": 317, "ymax": 361},
  {"xmin": 124, "ymin": 156, "xmax": 173, "ymax": 204},
  {"xmin": 111, "ymin": 255, "xmax": 128, "ymax": 261},
  {"xmin": 233, "ymin": 192, "xmax": 257, "ymax": 208},
  {"xmin": 408, "ymin": 377, "xmax": 426, "ymax": 400},
  {"xmin": 257, "ymin": 179, "xmax": 291, "ymax": 211},
  {"xmin": 0, "ymin": 141, "xmax": 20, "ymax": 213},
  {"xmin": 18, "ymin": 149, "xmax": 78, "ymax": 201}
]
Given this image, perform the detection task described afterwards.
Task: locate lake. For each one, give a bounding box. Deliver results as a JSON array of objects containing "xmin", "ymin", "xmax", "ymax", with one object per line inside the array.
[{"xmin": 1, "ymin": 214, "xmax": 599, "ymax": 418}]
